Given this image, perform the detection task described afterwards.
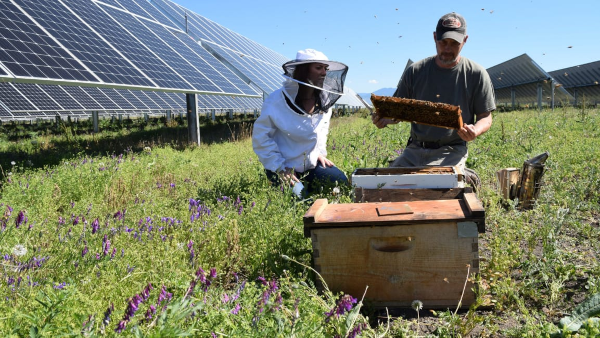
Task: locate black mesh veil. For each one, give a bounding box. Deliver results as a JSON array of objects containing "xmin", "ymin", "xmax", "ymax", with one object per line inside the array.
[{"xmin": 282, "ymin": 57, "xmax": 348, "ymax": 113}]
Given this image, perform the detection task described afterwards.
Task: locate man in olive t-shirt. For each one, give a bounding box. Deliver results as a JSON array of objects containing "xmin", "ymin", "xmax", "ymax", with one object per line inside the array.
[{"xmin": 372, "ymin": 12, "xmax": 495, "ymax": 171}]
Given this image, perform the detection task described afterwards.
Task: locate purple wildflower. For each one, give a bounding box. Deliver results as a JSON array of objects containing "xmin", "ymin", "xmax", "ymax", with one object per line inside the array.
[
  {"xmin": 347, "ymin": 323, "xmax": 368, "ymax": 338},
  {"xmin": 102, "ymin": 235, "xmax": 110, "ymax": 256},
  {"xmin": 15, "ymin": 210, "xmax": 26, "ymax": 228},
  {"xmin": 231, "ymin": 303, "xmax": 241, "ymax": 315},
  {"xmin": 82, "ymin": 246, "xmax": 88, "ymax": 257},
  {"xmin": 91, "ymin": 218, "xmax": 99, "ymax": 234},
  {"xmin": 103, "ymin": 303, "xmax": 114, "ymax": 327},
  {"xmin": 141, "ymin": 283, "xmax": 153, "ymax": 301},
  {"xmin": 157, "ymin": 285, "xmax": 172, "ymax": 307},
  {"xmin": 145, "ymin": 305, "xmax": 156, "ymax": 321},
  {"xmin": 325, "ymin": 294, "xmax": 357, "ymax": 323}
]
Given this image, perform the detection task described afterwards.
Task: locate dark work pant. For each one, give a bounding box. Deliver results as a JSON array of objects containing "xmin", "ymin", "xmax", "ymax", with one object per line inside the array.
[{"xmin": 265, "ymin": 162, "xmax": 348, "ymax": 197}]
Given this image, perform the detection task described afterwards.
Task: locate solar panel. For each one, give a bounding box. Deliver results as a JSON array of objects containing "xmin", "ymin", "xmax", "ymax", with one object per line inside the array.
[
  {"xmin": 0, "ymin": 0, "xmax": 96, "ymax": 81},
  {"xmin": 13, "ymin": 83, "xmax": 63, "ymax": 110},
  {"xmin": 137, "ymin": 19, "xmax": 243, "ymax": 95},
  {"xmin": 99, "ymin": 87, "xmax": 137, "ymax": 110},
  {"xmin": 119, "ymin": 0, "xmax": 178, "ymax": 28},
  {"xmin": 114, "ymin": 89, "xmax": 150, "ymax": 109},
  {"xmin": 15, "ymin": 0, "xmax": 156, "ymax": 87},
  {"xmin": 203, "ymin": 41, "xmax": 281, "ymax": 93},
  {"xmin": 37, "ymin": 84, "xmax": 85, "ymax": 110},
  {"xmin": 0, "ymin": 99, "xmax": 14, "ymax": 118},
  {"xmin": 61, "ymin": 85, "xmax": 103, "ymax": 110},
  {"xmin": 132, "ymin": 90, "xmax": 161, "ymax": 109},
  {"xmin": 83, "ymin": 87, "xmax": 120, "ymax": 110},
  {"xmin": 0, "ymin": 82, "xmax": 37, "ymax": 111}
]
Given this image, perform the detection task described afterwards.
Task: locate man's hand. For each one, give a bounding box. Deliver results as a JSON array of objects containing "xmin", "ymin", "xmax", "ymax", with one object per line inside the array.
[
  {"xmin": 457, "ymin": 111, "xmax": 492, "ymax": 142},
  {"xmin": 457, "ymin": 123, "xmax": 478, "ymax": 142},
  {"xmin": 371, "ymin": 113, "xmax": 398, "ymax": 129}
]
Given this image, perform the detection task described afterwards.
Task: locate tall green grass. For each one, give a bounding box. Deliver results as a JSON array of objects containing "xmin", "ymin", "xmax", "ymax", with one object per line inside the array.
[{"xmin": 0, "ymin": 107, "xmax": 599, "ymax": 337}]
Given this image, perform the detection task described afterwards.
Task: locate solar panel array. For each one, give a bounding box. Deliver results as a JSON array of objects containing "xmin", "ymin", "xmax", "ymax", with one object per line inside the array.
[
  {"xmin": 0, "ymin": 0, "xmax": 272, "ymax": 120},
  {"xmin": 549, "ymin": 61, "xmax": 600, "ymax": 105},
  {"xmin": 487, "ymin": 53, "xmax": 574, "ymax": 107}
]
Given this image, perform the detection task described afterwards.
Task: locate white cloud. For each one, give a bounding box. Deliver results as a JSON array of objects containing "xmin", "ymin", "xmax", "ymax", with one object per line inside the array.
[{"xmin": 368, "ymin": 80, "xmax": 378, "ymax": 84}]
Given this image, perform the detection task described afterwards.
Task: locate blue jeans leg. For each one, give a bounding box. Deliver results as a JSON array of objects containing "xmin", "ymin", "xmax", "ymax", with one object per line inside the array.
[{"xmin": 302, "ymin": 163, "xmax": 348, "ymax": 194}]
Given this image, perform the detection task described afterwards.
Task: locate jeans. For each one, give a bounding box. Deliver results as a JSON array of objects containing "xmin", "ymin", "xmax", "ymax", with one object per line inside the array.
[{"xmin": 265, "ymin": 162, "xmax": 348, "ymax": 197}]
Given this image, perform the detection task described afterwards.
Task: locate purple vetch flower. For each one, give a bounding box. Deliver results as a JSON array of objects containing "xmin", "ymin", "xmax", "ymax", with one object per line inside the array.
[
  {"xmin": 82, "ymin": 246, "xmax": 89, "ymax": 257},
  {"xmin": 58, "ymin": 216, "xmax": 65, "ymax": 226},
  {"xmin": 222, "ymin": 293, "xmax": 230, "ymax": 303},
  {"xmin": 102, "ymin": 235, "xmax": 111, "ymax": 256},
  {"xmin": 231, "ymin": 280, "xmax": 246, "ymax": 302},
  {"xmin": 230, "ymin": 303, "xmax": 241, "ymax": 315},
  {"xmin": 103, "ymin": 303, "xmax": 114, "ymax": 327},
  {"xmin": 189, "ymin": 249, "xmax": 194, "ymax": 265},
  {"xmin": 110, "ymin": 248, "xmax": 116, "ymax": 259},
  {"xmin": 347, "ymin": 323, "xmax": 368, "ymax": 338},
  {"xmin": 113, "ymin": 210, "xmax": 124, "ymax": 221},
  {"xmin": 324, "ymin": 294, "xmax": 357, "ymax": 323},
  {"xmin": 209, "ymin": 268, "xmax": 217, "ymax": 279},
  {"xmin": 53, "ymin": 282, "xmax": 67, "ymax": 289},
  {"xmin": 115, "ymin": 294, "xmax": 144, "ymax": 333},
  {"xmin": 157, "ymin": 285, "xmax": 172, "ymax": 307},
  {"xmin": 141, "ymin": 283, "xmax": 153, "ymax": 301},
  {"xmin": 91, "ymin": 218, "xmax": 99, "ymax": 234},
  {"xmin": 145, "ymin": 305, "xmax": 156, "ymax": 321},
  {"xmin": 15, "ymin": 210, "xmax": 26, "ymax": 228},
  {"xmin": 96, "ymin": 253, "xmax": 101, "ymax": 260},
  {"xmin": 72, "ymin": 216, "xmax": 79, "ymax": 226}
]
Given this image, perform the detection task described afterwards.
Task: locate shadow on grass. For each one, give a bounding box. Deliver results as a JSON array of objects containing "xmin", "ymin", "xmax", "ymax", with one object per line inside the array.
[{"xmin": 0, "ymin": 117, "xmax": 256, "ymax": 173}]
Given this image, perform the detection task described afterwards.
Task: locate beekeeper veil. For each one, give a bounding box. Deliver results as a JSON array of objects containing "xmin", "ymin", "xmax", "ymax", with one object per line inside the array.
[{"xmin": 282, "ymin": 49, "xmax": 348, "ymax": 113}]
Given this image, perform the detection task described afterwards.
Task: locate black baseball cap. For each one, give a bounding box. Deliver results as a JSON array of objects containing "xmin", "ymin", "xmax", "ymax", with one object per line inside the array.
[{"xmin": 436, "ymin": 12, "xmax": 467, "ymax": 43}]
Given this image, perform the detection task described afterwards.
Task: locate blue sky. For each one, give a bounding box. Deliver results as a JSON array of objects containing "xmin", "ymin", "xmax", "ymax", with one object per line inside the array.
[{"xmin": 171, "ymin": 0, "xmax": 598, "ymax": 94}]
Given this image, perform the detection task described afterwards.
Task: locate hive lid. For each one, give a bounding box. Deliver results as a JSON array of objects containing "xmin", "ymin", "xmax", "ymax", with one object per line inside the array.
[{"xmin": 303, "ymin": 194, "xmax": 485, "ymax": 237}]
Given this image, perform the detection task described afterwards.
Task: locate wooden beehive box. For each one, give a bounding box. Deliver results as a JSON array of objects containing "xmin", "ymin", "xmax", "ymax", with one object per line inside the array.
[
  {"xmin": 303, "ymin": 190, "xmax": 484, "ymax": 309},
  {"xmin": 351, "ymin": 166, "xmax": 465, "ymax": 190}
]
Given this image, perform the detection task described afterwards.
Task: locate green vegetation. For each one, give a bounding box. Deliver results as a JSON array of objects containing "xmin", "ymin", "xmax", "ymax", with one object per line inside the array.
[{"xmin": 0, "ymin": 106, "xmax": 599, "ymax": 337}]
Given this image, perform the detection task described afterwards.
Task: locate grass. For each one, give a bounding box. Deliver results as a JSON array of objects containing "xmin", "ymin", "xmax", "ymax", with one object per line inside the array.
[{"xmin": 0, "ymin": 106, "xmax": 599, "ymax": 337}]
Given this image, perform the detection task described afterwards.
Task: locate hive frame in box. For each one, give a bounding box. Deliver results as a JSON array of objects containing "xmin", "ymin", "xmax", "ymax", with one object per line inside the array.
[{"xmin": 351, "ymin": 166, "xmax": 465, "ymax": 191}]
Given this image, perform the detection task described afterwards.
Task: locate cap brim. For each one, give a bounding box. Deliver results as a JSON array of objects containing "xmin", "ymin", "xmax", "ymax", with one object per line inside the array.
[{"xmin": 437, "ymin": 31, "xmax": 465, "ymax": 43}]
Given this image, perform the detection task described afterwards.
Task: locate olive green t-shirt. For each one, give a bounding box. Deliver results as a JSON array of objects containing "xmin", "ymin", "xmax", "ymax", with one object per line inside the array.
[{"xmin": 394, "ymin": 56, "xmax": 496, "ymax": 145}]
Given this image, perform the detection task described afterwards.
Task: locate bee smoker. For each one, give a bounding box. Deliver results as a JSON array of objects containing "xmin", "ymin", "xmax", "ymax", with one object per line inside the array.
[{"xmin": 516, "ymin": 152, "xmax": 549, "ymax": 209}]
